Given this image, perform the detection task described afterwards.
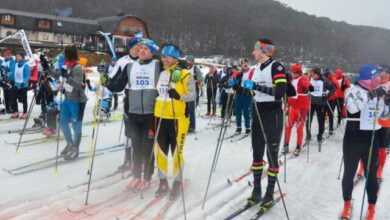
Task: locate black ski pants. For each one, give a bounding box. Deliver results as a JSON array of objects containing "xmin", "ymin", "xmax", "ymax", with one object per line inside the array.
[
  {"xmin": 127, "ymin": 113, "xmax": 154, "ymax": 181},
  {"xmin": 251, "ymin": 103, "xmax": 283, "ymax": 196},
  {"xmin": 342, "ymin": 123, "xmax": 379, "ymax": 204}
]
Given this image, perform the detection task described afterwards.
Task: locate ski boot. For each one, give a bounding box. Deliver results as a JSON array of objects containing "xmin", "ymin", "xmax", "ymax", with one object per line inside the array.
[
  {"xmin": 60, "ymin": 141, "xmax": 73, "ymax": 155},
  {"xmin": 10, "ymin": 112, "xmax": 19, "ymax": 118},
  {"xmin": 235, "ymin": 127, "xmax": 242, "ymax": 135},
  {"xmin": 170, "ymin": 180, "xmax": 181, "ymax": 200},
  {"xmin": 64, "ymin": 146, "xmax": 79, "ymax": 160},
  {"xmin": 136, "ymin": 180, "xmax": 151, "ymax": 191},
  {"xmin": 341, "ymin": 200, "xmax": 352, "ymax": 219},
  {"xmin": 126, "ymin": 177, "xmax": 140, "ymax": 190},
  {"xmin": 245, "ymin": 128, "xmax": 251, "ymax": 135},
  {"xmin": 281, "ymin": 144, "xmax": 289, "ymax": 155},
  {"xmin": 205, "ymin": 112, "xmax": 211, "ymax": 116},
  {"xmin": 317, "ymin": 134, "xmax": 323, "ymax": 143},
  {"xmin": 19, "ymin": 113, "xmax": 27, "ymax": 119},
  {"xmin": 155, "ymin": 179, "xmax": 169, "ymax": 197},
  {"xmin": 247, "ymin": 187, "xmax": 262, "ymax": 206},
  {"xmin": 366, "ymin": 204, "xmax": 375, "ymax": 220},
  {"xmin": 293, "ymin": 146, "xmax": 302, "ymax": 156},
  {"xmin": 259, "ymin": 192, "xmax": 275, "ymax": 212},
  {"xmin": 306, "ymin": 133, "xmax": 312, "ymax": 141}
]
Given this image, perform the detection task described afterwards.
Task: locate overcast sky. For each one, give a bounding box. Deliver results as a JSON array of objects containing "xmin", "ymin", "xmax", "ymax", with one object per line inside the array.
[{"xmin": 276, "ymin": 0, "xmax": 390, "ymax": 30}]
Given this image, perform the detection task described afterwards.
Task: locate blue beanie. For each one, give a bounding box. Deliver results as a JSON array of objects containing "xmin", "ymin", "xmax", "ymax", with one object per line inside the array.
[
  {"xmin": 359, "ymin": 64, "xmax": 380, "ymax": 80},
  {"xmin": 128, "ymin": 37, "xmax": 142, "ymax": 49},
  {"xmin": 111, "ymin": 57, "xmax": 118, "ymax": 62},
  {"xmin": 161, "ymin": 45, "xmax": 181, "ymax": 59},
  {"xmin": 140, "ymin": 39, "xmax": 159, "ymax": 54}
]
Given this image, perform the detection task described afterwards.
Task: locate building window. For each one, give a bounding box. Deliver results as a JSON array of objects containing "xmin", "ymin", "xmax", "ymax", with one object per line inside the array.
[
  {"xmin": 1, "ymin": 14, "xmax": 15, "ymax": 25},
  {"xmin": 57, "ymin": 21, "xmax": 62, "ymax": 27},
  {"xmin": 37, "ymin": 19, "xmax": 51, "ymax": 30}
]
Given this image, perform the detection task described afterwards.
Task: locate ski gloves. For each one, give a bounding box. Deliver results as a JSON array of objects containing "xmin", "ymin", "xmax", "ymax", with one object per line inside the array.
[
  {"xmin": 368, "ymin": 87, "xmax": 387, "ymax": 100},
  {"xmin": 243, "ymin": 79, "xmax": 254, "ymax": 90},
  {"xmin": 99, "ymin": 74, "xmax": 108, "ymax": 85},
  {"xmin": 228, "ymin": 78, "xmax": 238, "ymax": 87},
  {"xmin": 168, "ymin": 88, "xmax": 181, "ymax": 100}
]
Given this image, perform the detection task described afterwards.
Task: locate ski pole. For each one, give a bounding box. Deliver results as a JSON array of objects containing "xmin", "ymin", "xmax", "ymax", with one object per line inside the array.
[
  {"xmin": 337, "ymin": 156, "xmax": 343, "ymax": 180},
  {"xmin": 213, "ymin": 90, "xmax": 236, "ymax": 172},
  {"xmin": 202, "ymin": 89, "xmax": 233, "ymax": 208},
  {"xmin": 85, "ymin": 77, "xmax": 106, "ymax": 205},
  {"xmin": 283, "ymin": 95, "xmax": 288, "ymax": 183},
  {"xmin": 307, "ymin": 95, "xmax": 312, "ymax": 163},
  {"xmin": 15, "ymin": 79, "xmax": 43, "ymax": 154},
  {"xmin": 54, "ymin": 91, "xmax": 64, "ymax": 174},
  {"xmin": 359, "ymin": 99, "xmax": 380, "ymax": 220},
  {"xmin": 121, "ymin": 137, "xmax": 130, "ymax": 179},
  {"xmin": 118, "ymin": 114, "xmax": 124, "ymax": 143},
  {"xmin": 252, "ymin": 95, "xmax": 290, "ymax": 220},
  {"xmin": 86, "ymin": 80, "xmax": 103, "ymax": 175},
  {"xmin": 171, "ymin": 91, "xmax": 187, "ymax": 220}
]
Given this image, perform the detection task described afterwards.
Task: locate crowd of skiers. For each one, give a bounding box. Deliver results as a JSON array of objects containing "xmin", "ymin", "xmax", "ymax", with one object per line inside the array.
[{"xmin": 1, "ymin": 35, "xmax": 389, "ymax": 219}]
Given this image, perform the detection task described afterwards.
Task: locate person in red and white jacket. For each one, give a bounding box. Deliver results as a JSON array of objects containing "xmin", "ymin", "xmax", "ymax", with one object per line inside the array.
[
  {"xmin": 335, "ymin": 69, "xmax": 350, "ymax": 126},
  {"xmin": 283, "ymin": 64, "xmax": 312, "ymax": 155}
]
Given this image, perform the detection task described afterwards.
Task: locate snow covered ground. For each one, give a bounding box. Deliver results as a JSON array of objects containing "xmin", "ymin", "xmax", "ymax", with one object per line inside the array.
[{"xmin": 0, "ymin": 71, "xmax": 389, "ymax": 220}]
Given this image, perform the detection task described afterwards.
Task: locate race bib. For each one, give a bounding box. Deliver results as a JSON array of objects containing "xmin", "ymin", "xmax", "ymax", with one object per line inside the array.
[
  {"xmin": 156, "ymin": 71, "xmax": 172, "ymax": 102},
  {"xmin": 310, "ymin": 79, "xmax": 323, "ymax": 97},
  {"xmin": 129, "ymin": 61, "xmax": 156, "ymax": 90},
  {"xmin": 63, "ymin": 82, "xmax": 74, "ymax": 93},
  {"xmin": 360, "ymin": 98, "xmax": 383, "ymax": 130},
  {"xmin": 14, "ymin": 65, "xmax": 24, "ymax": 84}
]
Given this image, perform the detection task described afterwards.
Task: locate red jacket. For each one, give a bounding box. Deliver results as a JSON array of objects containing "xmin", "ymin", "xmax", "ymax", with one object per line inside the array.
[
  {"xmin": 335, "ymin": 71, "xmax": 350, "ymax": 98},
  {"xmin": 29, "ymin": 59, "xmax": 39, "ymax": 82},
  {"xmin": 327, "ymin": 74, "xmax": 340, "ymax": 101},
  {"xmin": 288, "ymin": 75, "xmax": 310, "ymax": 109}
]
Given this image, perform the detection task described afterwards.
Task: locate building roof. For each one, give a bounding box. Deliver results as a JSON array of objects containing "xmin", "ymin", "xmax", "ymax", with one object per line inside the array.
[
  {"xmin": 0, "ymin": 8, "xmax": 148, "ymax": 37},
  {"xmin": 0, "ymin": 8, "xmax": 100, "ymax": 35}
]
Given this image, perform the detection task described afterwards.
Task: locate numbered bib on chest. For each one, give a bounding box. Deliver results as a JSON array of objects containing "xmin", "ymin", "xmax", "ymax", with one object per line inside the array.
[
  {"xmin": 63, "ymin": 82, "xmax": 74, "ymax": 93},
  {"xmin": 14, "ymin": 64, "xmax": 24, "ymax": 83},
  {"xmin": 360, "ymin": 98, "xmax": 384, "ymax": 130},
  {"xmin": 252, "ymin": 63, "xmax": 275, "ymax": 102},
  {"xmin": 129, "ymin": 61, "xmax": 156, "ymax": 90},
  {"xmin": 156, "ymin": 71, "xmax": 172, "ymax": 102},
  {"xmin": 310, "ymin": 79, "xmax": 323, "ymax": 97},
  {"xmin": 290, "ymin": 77, "xmax": 300, "ymax": 99}
]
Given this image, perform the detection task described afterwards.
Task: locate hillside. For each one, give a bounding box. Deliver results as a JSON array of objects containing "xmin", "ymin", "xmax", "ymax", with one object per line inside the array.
[{"xmin": 2, "ymin": 0, "xmax": 390, "ymax": 71}]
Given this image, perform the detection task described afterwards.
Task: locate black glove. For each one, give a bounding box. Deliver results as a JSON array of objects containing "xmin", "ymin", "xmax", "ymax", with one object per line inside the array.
[
  {"xmin": 341, "ymin": 79, "xmax": 347, "ymax": 91},
  {"xmin": 384, "ymin": 94, "xmax": 390, "ymax": 105},
  {"xmin": 321, "ymin": 93, "xmax": 328, "ymax": 101},
  {"xmin": 308, "ymin": 85, "xmax": 314, "ymax": 92},
  {"xmin": 39, "ymin": 55, "xmax": 49, "ymax": 71},
  {"xmin": 60, "ymin": 68, "xmax": 69, "ymax": 78},
  {"xmin": 168, "ymin": 88, "xmax": 181, "ymax": 100},
  {"xmin": 286, "ymin": 82, "xmax": 296, "ymax": 97},
  {"xmin": 19, "ymin": 82, "xmax": 24, "ymax": 88},
  {"xmin": 368, "ymin": 87, "xmax": 387, "ymax": 100},
  {"xmin": 286, "ymin": 73, "xmax": 292, "ymax": 82}
]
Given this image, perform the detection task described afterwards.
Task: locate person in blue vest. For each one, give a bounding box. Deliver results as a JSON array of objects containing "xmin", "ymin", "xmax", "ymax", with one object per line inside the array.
[
  {"xmin": 10, "ymin": 52, "xmax": 30, "ymax": 119},
  {"xmin": 2, "ymin": 50, "xmax": 16, "ymax": 114}
]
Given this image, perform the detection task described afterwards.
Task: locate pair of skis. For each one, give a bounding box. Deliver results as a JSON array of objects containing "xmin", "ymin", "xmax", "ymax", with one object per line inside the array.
[
  {"xmin": 224, "ymin": 190, "xmax": 286, "ymax": 220},
  {"xmin": 118, "ymin": 180, "xmax": 190, "ymax": 220},
  {"xmin": 3, "ymin": 144, "xmax": 124, "ymax": 175}
]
